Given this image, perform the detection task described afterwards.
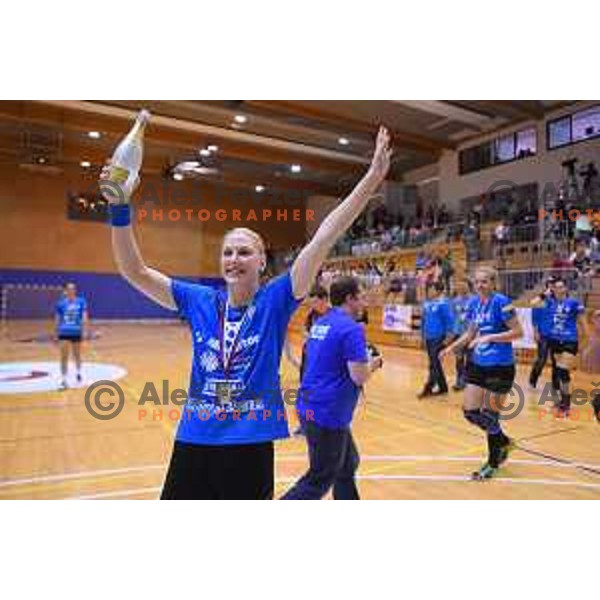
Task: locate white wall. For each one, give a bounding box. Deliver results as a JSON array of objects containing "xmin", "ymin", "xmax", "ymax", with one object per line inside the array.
[{"xmin": 438, "ymin": 101, "xmax": 600, "ymax": 213}]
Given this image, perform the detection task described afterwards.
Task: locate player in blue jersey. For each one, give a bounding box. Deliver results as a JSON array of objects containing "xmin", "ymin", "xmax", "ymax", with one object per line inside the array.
[
  {"xmin": 544, "ymin": 277, "xmax": 588, "ymax": 415},
  {"xmin": 450, "ymin": 279, "xmax": 471, "ymax": 391},
  {"xmin": 441, "ymin": 266, "xmax": 523, "ymax": 480},
  {"xmin": 100, "ymin": 127, "xmax": 392, "ymax": 499},
  {"xmin": 528, "ymin": 278, "xmax": 555, "ymax": 389},
  {"xmin": 55, "ymin": 283, "xmax": 88, "ymax": 390},
  {"xmin": 281, "ymin": 276, "xmax": 383, "ymax": 500},
  {"xmin": 418, "ymin": 281, "xmax": 455, "ymax": 398}
]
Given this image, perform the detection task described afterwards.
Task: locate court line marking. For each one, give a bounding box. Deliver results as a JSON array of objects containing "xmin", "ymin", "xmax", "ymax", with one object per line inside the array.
[
  {"xmin": 3, "ymin": 455, "xmax": 600, "ymax": 490},
  {"xmin": 70, "ymin": 473, "xmax": 600, "ymax": 500},
  {"xmin": 0, "ymin": 464, "xmax": 164, "ymax": 488}
]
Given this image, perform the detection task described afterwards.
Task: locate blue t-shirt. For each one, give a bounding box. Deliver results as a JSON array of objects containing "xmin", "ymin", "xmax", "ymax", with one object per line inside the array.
[
  {"xmin": 532, "ymin": 304, "xmax": 552, "ymax": 338},
  {"xmin": 465, "ymin": 292, "xmax": 516, "ymax": 367},
  {"xmin": 55, "ymin": 296, "xmax": 87, "ymax": 336},
  {"xmin": 451, "ymin": 295, "xmax": 470, "ymax": 336},
  {"xmin": 545, "ymin": 296, "xmax": 584, "ymax": 342},
  {"xmin": 421, "ymin": 297, "xmax": 455, "ymax": 340},
  {"xmin": 297, "ymin": 308, "xmax": 368, "ymax": 429},
  {"xmin": 172, "ymin": 272, "xmax": 301, "ymax": 445}
]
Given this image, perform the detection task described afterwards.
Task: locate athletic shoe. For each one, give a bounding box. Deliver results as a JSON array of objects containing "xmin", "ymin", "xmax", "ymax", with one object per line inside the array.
[
  {"xmin": 430, "ymin": 389, "xmax": 449, "ymax": 398},
  {"xmin": 496, "ymin": 437, "xmax": 516, "ymax": 467},
  {"xmin": 417, "ymin": 389, "xmax": 433, "ymax": 399},
  {"xmin": 452, "ymin": 384, "xmax": 465, "ymax": 391},
  {"xmin": 471, "ymin": 463, "xmax": 497, "ymax": 481},
  {"xmin": 59, "ymin": 380, "xmax": 68, "ymax": 391}
]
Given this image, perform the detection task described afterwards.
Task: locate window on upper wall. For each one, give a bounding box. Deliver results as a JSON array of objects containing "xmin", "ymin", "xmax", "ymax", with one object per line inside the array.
[
  {"xmin": 516, "ymin": 127, "xmax": 537, "ymax": 158},
  {"xmin": 572, "ymin": 106, "xmax": 600, "ymax": 142},
  {"xmin": 494, "ymin": 134, "xmax": 515, "ymax": 164},
  {"xmin": 547, "ymin": 105, "xmax": 600, "ymax": 150},
  {"xmin": 548, "ymin": 117, "xmax": 571, "ymax": 149},
  {"xmin": 458, "ymin": 127, "xmax": 537, "ymax": 175}
]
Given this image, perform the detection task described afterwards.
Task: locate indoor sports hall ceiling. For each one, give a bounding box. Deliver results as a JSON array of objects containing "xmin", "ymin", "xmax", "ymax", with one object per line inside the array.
[{"xmin": 0, "ymin": 100, "xmax": 575, "ymax": 198}]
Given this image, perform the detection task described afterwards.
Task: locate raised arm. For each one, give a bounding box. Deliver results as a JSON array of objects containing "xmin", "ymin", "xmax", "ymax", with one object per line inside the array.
[
  {"xmin": 290, "ymin": 127, "xmax": 392, "ymax": 299},
  {"xmin": 100, "ymin": 168, "xmax": 176, "ymax": 311}
]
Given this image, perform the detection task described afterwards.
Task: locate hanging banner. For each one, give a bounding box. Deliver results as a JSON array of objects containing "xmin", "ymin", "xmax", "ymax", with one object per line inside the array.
[
  {"xmin": 514, "ymin": 307, "xmax": 536, "ymax": 349},
  {"xmin": 382, "ymin": 304, "xmax": 413, "ymax": 333}
]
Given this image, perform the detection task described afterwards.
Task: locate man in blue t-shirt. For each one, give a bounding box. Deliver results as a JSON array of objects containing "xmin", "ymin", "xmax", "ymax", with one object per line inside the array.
[
  {"xmin": 282, "ymin": 276, "xmax": 383, "ymax": 500},
  {"xmin": 55, "ymin": 282, "xmax": 88, "ymax": 389},
  {"xmin": 528, "ymin": 278, "xmax": 555, "ymax": 389},
  {"xmin": 418, "ymin": 281, "xmax": 455, "ymax": 398}
]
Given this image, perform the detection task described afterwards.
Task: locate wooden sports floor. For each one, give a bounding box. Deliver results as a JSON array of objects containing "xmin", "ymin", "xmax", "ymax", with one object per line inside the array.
[{"xmin": 1, "ymin": 321, "xmax": 599, "ymax": 500}]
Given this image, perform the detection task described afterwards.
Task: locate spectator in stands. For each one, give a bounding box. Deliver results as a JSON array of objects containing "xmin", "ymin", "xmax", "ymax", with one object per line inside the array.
[
  {"xmin": 494, "ymin": 220, "xmax": 510, "ymax": 246},
  {"xmin": 590, "ymin": 233, "xmax": 600, "ymax": 271},
  {"xmin": 386, "ymin": 268, "xmax": 405, "ymax": 303},
  {"xmin": 438, "ymin": 203, "xmax": 451, "ymax": 226},
  {"xmin": 570, "ymin": 241, "xmax": 593, "ymax": 274},
  {"xmin": 570, "ymin": 241, "xmax": 593, "ymax": 298},
  {"xmin": 574, "ymin": 210, "xmax": 593, "ymax": 243},
  {"xmin": 381, "ymin": 228, "xmax": 393, "ymax": 252}
]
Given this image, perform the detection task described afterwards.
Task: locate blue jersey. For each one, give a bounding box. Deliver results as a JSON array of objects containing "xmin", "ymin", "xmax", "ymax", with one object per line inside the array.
[
  {"xmin": 421, "ymin": 297, "xmax": 455, "ymax": 340},
  {"xmin": 172, "ymin": 272, "xmax": 301, "ymax": 445},
  {"xmin": 546, "ymin": 296, "xmax": 584, "ymax": 342},
  {"xmin": 55, "ymin": 296, "xmax": 87, "ymax": 336},
  {"xmin": 451, "ymin": 295, "xmax": 470, "ymax": 336},
  {"xmin": 298, "ymin": 307, "xmax": 368, "ymax": 429},
  {"xmin": 465, "ymin": 293, "xmax": 516, "ymax": 367},
  {"xmin": 532, "ymin": 304, "xmax": 552, "ymax": 338}
]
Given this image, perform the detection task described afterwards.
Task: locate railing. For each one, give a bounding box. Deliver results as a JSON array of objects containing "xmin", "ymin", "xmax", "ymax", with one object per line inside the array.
[
  {"xmin": 498, "ymin": 267, "xmax": 589, "ymax": 301},
  {"xmin": 331, "ymin": 220, "xmax": 468, "ymax": 258}
]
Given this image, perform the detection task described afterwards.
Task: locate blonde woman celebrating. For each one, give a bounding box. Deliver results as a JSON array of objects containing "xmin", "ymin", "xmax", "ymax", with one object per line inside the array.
[{"xmin": 100, "ymin": 127, "xmax": 392, "ymax": 499}]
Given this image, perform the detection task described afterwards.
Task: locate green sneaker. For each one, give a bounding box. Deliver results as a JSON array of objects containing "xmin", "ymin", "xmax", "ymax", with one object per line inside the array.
[
  {"xmin": 471, "ymin": 463, "xmax": 497, "ymax": 481},
  {"xmin": 496, "ymin": 437, "xmax": 516, "ymax": 467}
]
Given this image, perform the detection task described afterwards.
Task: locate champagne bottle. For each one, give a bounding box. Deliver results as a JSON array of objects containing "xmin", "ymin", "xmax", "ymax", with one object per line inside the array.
[{"xmin": 101, "ymin": 109, "xmax": 150, "ymax": 203}]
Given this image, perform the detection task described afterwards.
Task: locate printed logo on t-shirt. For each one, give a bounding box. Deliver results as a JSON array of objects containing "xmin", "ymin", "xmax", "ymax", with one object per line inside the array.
[{"xmin": 310, "ymin": 324, "xmax": 331, "ymax": 341}]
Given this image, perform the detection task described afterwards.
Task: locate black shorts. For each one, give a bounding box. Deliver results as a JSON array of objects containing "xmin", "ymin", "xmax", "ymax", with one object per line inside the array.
[
  {"xmin": 58, "ymin": 334, "xmax": 82, "ymax": 343},
  {"xmin": 160, "ymin": 440, "xmax": 274, "ymax": 500},
  {"xmin": 548, "ymin": 339, "xmax": 578, "ymax": 356},
  {"xmin": 465, "ymin": 362, "xmax": 516, "ymax": 395}
]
